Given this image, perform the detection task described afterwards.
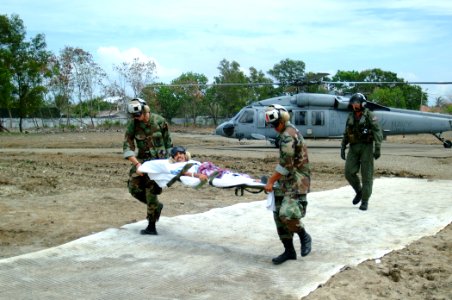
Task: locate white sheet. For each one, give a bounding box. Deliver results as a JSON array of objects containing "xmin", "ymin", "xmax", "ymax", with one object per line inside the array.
[{"xmin": 138, "ymin": 159, "xmax": 265, "ymax": 190}]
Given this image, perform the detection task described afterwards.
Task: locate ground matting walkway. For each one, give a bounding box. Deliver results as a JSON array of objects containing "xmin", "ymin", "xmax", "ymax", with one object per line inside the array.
[{"xmin": 0, "ymin": 178, "xmax": 451, "ymax": 300}]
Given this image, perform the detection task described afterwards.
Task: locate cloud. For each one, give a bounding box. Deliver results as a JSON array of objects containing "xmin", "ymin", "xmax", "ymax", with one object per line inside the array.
[{"xmin": 96, "ymin": 46, "xmax": 182, "ymax": 82}]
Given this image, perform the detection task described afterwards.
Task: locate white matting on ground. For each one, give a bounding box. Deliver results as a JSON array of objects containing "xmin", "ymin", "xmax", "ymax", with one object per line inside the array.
[{"xmin": 1, "ymin": 178, "xmax": 451, "ymax": 300}]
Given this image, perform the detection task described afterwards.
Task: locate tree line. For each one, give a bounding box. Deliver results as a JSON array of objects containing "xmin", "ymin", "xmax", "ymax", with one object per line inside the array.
[{"xmin": 1, "ymin": 14, "xmax": 450, "ymax": 133}]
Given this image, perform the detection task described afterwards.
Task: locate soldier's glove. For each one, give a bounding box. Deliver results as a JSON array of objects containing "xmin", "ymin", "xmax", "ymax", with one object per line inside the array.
[
  {"xmin": 340, "ymin": 146, "xmax": 346, "ymax": 160},
  {"xmin": 373, "ymin": 147, "xmax": 381, "ymax": 160}
]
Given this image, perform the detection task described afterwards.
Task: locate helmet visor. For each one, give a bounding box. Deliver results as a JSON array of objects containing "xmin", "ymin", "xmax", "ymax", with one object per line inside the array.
[
  {"xmin": 128, "ymin": 101, "xmax": 143, "ymax": 116},
  {"xmin": 265, "ymin": 109, "xmax": 279, "ymax": 126}
]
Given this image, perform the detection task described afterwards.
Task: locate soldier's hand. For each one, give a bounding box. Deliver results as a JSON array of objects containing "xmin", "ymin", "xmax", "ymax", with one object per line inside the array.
[
  {"xmin": 373, "ymin": 148, "xmax": 381, "ymax": 160},
  {"xmin": 264, "ymin": 182, "xmax": 273, "ymax": 193},
  {"xmin": 340, "ymin": 147, "xmax": 346, "ymax": 160},
  {"xmin": 135, "ymin": 163, "xmax": 144, "ymax": 176},
  {"xmin": 198, "ymin": 174, "xmax": 208, "ymax": 182}
]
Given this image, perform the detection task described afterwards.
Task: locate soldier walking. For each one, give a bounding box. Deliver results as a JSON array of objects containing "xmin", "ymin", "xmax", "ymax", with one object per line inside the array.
[
  {"xmin": 263, "ymin": 104, "xmax": 312, "ymax": 265},
  {"xmin": 123, "ymin": 98, "xmax": 173, "ymax": 235},
  {"xmin": 340, "ymin": 93, "xmax": 383, "ymax": 211}
]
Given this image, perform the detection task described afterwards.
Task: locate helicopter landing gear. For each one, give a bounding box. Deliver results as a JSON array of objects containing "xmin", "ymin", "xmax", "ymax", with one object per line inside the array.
[{"xmin": 432, "ymin": 133, "xmax": 452, "ymax": 148}]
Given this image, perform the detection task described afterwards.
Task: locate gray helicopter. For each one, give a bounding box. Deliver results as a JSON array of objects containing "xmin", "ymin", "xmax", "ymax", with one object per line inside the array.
[{"xmin": 215, "ymin": 92, "xmax": 452, "ymax": 148}]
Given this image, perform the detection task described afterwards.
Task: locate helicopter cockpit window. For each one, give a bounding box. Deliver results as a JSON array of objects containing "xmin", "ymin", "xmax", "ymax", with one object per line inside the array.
[
  {"xmin": 238, "ymin": 110, "xmax": 254, "ymax": 124},
  {"xmin": 294, "ymin": 111, "xmax": 307, "ymax": 126},
  {"xmin": 312, "ymin": 111, "xmax": 324, "ymax": 126}
]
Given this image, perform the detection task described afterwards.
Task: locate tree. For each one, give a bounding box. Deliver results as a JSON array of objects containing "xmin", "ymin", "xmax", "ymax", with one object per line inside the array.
[
  {"xmin": 0, "ymin": 15, "xmax": 16, "ymax": 119},
  {"xmin": 170, "ymin": 72, "xmax": 208, "ymax": 125},
  {"xmin": 304, "ymin": 71, "xmax": 330, "ymax": 94},
  {"xmin": 212, "ymin": 59, "xmax": 251, "ymax": 117},
  {"xmin": 248, "ymin": 67, "xmax": 278, "ymax": 100},
  {"xmin": 202, "ymin": 87, "xmax": 222, "ymax": 126},
  {"xmin": 369, "ymin": 87, "xmax": 405, "ymax": 107},
  {"xmin": 267, "ymin": 58, "xmax": 306, "ymax": 93},
  {"xmin": 55, "ymin": 47, "xmax": 107, "ymax": 127},
  {"xmin": 331, "ymin": 70, "xmax": 364, "ymax": 95},
  {"xmin": 0, "ymin": 14, "xmax": 52, "ymax": 132},
  {"xmin": 332, "ymin": 68, "xmax": 422, "ymax": 109},
  {"xmin": 399, "ymin": 84, "xmax": 424, "ymax": 110},
  {"xmin": 113, "ymin": 57, "xmax": 157, "ymax": 98},
  {"xmin": 141, "ymin": 83, "xmax": 182, "ymax": 123},
  {"xmin": 46, "ymin": 53, "xmax": 72, "ymax": 119}
]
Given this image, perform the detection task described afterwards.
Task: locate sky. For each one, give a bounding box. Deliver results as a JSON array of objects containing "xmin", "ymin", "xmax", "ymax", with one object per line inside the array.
[{"xmin": 3, "ymin": 0, "xmax": 452, "ymax": 104}]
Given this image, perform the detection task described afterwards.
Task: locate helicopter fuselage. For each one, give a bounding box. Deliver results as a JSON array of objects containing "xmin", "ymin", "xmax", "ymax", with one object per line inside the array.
[{"xmin": 215, "ymin": 93, "xmax": 452, "ymax": 147}]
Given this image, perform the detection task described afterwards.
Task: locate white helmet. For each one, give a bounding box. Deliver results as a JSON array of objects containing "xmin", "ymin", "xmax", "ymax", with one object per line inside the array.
[
  {"xmin": 127, "ymin": 98, "xmax": 147, "ymax": 116},
  {"xmin": 265, "ymin": 104, "xmax": 288, "ymax": 125}
]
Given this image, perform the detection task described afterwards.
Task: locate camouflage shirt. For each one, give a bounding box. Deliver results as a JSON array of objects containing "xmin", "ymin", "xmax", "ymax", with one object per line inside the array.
[
  {"xmin": 275, "ymin": 122, "xmax": 311, "ymax": 195},
  {"xmin": 123, "ymin": 113, "xmax": 173, "ymax": 160},
  {"xmin": 341, "ymin": 108, "xmax": 383, "ymax": 148}
]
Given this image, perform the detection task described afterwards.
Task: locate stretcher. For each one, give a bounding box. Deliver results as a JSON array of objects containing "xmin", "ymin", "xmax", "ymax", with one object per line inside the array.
[{"xmin": 138, "ymin": 159, "xmax": 266, "ymax": 196}]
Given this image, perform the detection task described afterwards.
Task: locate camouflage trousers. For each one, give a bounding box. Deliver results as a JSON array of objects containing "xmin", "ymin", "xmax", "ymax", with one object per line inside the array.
[
  {"xmin": 128, "ymin": 165, "xmax": 163, "ymax": 222},
  {"xmin": 273, "ymin": 193, "xmax": 307, "ymax": 240},
  {"xmin": 345, "ymin": 143, "xmax": 374, "ymax": 201}
]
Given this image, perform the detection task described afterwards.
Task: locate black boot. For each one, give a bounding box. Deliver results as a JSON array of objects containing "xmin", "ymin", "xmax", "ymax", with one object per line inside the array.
[
  {"xmin": 352, "ymin": 190, "xmax": 362, "ymax": 205},
  {"xmin": 359, "ymin": 199, "xmax": 368, "ymax": 211},
  {"xmin": 272, "ymin": 239, "xmax": 297, "ymax": 265},
  {"xmin": 140, "ymin": 220, "xmax": 158, "ymax": 235},
  {"xmin": 298, "ymin": 229, "xmax": 312, "ymax": 257}
]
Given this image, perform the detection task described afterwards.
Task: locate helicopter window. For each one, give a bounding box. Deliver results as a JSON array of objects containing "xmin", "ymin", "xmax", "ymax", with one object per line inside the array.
[
  {"xmin": 294, "ymin": 111, "xmax": 307, "ymax": 125},
  {"xmin": 238, "ymin": 110, "xmax": 254, "ymax": 124},
  {"xmin": 312, "ymin": 111, "xmax": 324, "ymax": 126},
  {"xmin": 257, "ymin": 111, "xmax": 266, "ymax": 127}
]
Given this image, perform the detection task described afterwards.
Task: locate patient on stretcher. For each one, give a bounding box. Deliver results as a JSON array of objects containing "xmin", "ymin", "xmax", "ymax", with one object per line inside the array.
[
  {"xmin": 138, "ymin": 146, "xmax": 265, "ymax": 191},
  {"xmin": 169, "ymin": 146, "xmax": 254, "ymax": 181}
]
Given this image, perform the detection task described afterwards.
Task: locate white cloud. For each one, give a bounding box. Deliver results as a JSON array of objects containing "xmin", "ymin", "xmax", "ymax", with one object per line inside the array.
[{"xmin": 96, "ymin": 46, "xmax": 182, "ymax": 82}]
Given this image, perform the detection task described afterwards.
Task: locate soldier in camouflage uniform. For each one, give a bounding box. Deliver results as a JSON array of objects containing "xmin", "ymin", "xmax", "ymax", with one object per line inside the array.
[
  {"xmin": 123, "ymin": 98, "xmax": 173, "ymax": 235},
  {"xmin": 263, "ymin": 104, "xmax": 312, "ymax": 265},
  {"xmin": 341, "ymin": 93, "xmax": 383, "ymax": 211}
]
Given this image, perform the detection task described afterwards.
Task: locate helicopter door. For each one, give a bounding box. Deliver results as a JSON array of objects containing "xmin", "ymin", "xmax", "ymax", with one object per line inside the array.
[
  {"xmin": 236, "ymin": 109, "xmax": 256, "ymax": 140},
  {"xmin": 307, "ymin": 111, "xmax": 328, "ymax": 138}
]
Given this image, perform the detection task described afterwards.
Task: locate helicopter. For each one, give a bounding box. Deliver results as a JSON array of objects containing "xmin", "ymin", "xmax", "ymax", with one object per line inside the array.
[{"xmin": 214, "ymin": 89, "xmax": 452, "ymax": 148}]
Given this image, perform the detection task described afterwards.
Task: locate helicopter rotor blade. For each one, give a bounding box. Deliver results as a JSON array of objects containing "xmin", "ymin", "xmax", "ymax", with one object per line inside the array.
[
  {"xmin": 146, "ymin": 81, "xmax": 452, "ymax": 88},
  {"xmin": 326, "ymin": 81, "xmax": 452, "ymax": 85}
]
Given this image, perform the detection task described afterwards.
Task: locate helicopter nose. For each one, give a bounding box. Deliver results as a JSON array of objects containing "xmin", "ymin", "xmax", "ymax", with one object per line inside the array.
[
  {"xmin": 222, "ymin": 123, "xmax": 234, "ymax": 137},
  {"xmin": 215, "ymin": 123, "xmax": 234, "ymax": 137}
]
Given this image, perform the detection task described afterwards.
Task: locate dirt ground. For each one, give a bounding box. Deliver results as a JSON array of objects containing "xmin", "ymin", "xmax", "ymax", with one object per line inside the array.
[{"xmin": 0, "ymin": 126, "xmax": 451, "ymax": 299}]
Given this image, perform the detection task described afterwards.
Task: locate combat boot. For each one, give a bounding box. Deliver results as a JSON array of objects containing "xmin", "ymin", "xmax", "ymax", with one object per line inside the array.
[
  {"xmin": 359, "ymin": 199, "xmax": 368, "ymax": 211},
  {"xmin": 298, "ymin": 229, "xmax": 312, "ymax": 257},
  {"xmin": 272, "ymin": 239, "xmax": 297, "ymax": 265},
  {"xmin": 140, "ymin": 221, "xmax": 158, "ymax": 235},
  {"xmin": 352, "ymin": 190, "xmax": 362, "ymax": 205}
]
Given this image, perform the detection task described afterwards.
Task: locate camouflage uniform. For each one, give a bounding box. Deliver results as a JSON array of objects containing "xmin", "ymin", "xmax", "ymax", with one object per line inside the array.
[
  {"xmin": 273, "ymin": 122, "xmax": 311, "ymax": 239},
  {"xmin": 123, "ymin": 113, "xmax": 172, "ymax": 223},
  {"xmin": 341, "ymin": 108, "xmax": 383, "ymax": 204}
]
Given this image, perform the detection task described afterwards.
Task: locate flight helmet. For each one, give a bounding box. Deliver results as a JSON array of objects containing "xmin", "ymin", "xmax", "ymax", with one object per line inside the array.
[
  {"xmin": 349, "ymin": 93, "xmax": 367, "ymax": 106},
  {"xmin": 127, "ymin": 98, "xmax": 149, "ymax": 117},
  {"xmin": 265, "ymin": 104, "xmax": 289, "ymax": 126}
]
